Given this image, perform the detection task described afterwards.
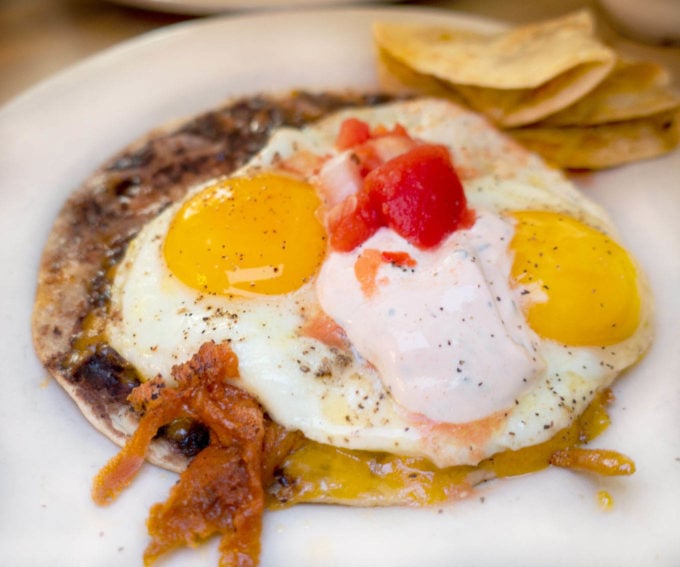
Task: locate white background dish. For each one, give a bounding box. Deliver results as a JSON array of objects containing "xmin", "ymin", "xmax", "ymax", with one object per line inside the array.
[
  {"xmin": 1, "ymin": 7, "xmax": 679, "ymax": 567},
  {"xmin": 107, "ymin": 0, "xmax": 394, "ymax": 15},
  {"xmin": 598, "ymin": 0, "xmax": 680, "ymax": 43}
]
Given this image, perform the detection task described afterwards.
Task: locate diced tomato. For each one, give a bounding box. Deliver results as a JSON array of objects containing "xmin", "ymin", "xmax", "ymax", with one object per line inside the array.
[
  {"xmin": 364, "ymin": 144, "xmax": 468, "ymax": 249},
  {"xmin": 335, "ymin": 118, "xmax": 416, "ymax": 179},
  {"xmin": 336, "ymin": 119, "xmax": 411, "ymax": 152},
  {"xmin": 354, "ymin": 249, "xmax": 417, "ymax": 298},
  {"xmin": 335, "ymin": 118, "xmax": 371, "ymax": 150},
  {"xmin": 458, "ymin": 205, "xmax": 477, "ymax": 231},
  {"xmin": 371, "ymin": 123, "xmax": 409, "ymax": 139},
  {"xmin": 299, "ymin": 310, "xmax": 349, "ymax": 350},
  {"xmin": 316, "ymin": 152, "xmax": 364, "ymax": 207},
  {"xmin": 327, "ymin": 192, "xmax": 382, "ymax": 252},
  {"xmin": 354, "ymin": 248, "xmax": 383, "ymax": 298},
  {"xmin": 381, "ymin": 250, "xmax": 416, "ymax": 268},
  {"xmin": 328, "ymin": 119, "xmax": 471, "ymax": 252},
  {"xmin": 351, "ymin": 143, "xmax": 382, "ymax": 178}
]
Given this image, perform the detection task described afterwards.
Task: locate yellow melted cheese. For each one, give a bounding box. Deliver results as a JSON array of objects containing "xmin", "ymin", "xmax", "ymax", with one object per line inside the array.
[{"xmin": 268, "ymin": 389, "xmax": 614, "ymax": 507}]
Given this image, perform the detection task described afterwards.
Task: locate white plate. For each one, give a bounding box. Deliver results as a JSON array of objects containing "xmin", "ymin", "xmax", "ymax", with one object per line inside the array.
[
  {"xmin": 107, "ymin": 0, "xmax": 394, "ymax": 16},
  {"xmin": 1, "ymin": 7, "xmax": 679, "ymax": 567}
]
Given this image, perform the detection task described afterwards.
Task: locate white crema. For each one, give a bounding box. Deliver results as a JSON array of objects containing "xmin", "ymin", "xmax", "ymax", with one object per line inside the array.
[{"xmin": 316, "ymin": 210, "xmax": 545, "ymax": 423}]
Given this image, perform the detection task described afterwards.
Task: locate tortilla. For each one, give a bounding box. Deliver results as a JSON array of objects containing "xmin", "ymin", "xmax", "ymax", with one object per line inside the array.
[
  {"xmin": 32, "ymin": 85, "xmax": 646, "ymax": 517},
  {"xmin": 31, "ymin": 91, "xmax": 397, "ymax": 473},
  {"xmin": 509, "ymin": 109, "xmax": 680, "ymax": 169},
  {"xmin": 373, "ymin": 11, "xmax": 616, "ymax": 126},
  {"xmin": 537, "ymin": 59, "xmax": 680, "ymax": 126},
  {"xmin": 452, "ymin": 60, "xmax": 615, "ymax": 127},
  {"xmin": 375, "ymin": 47, "xmax": 467, "ymax": 103}
]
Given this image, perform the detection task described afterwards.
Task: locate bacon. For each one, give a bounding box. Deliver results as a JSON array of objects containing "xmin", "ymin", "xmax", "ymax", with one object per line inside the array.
[
  {"xmin": 145, "ymin": 444, "xmax": 261, "ymax": 567},
  {"xmin": 93, "ymin": 376, "xmax": 179, "ymax": 505},
  {"xmin": 91, "ymin": 341, "xmax": 294, "ymax": 567}
]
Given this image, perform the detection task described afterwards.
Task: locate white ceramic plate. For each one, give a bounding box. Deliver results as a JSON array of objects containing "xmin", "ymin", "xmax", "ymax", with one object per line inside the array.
[
  {"xmin": 1, "ymin": 7, "xmax": 679, "ymax": 567},
  {"xmin": 107, "ymin": 0, "xmax": 394, "ymax": 16}
]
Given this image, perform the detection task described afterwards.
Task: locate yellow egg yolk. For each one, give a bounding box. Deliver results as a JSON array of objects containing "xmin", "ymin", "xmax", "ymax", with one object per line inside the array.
[
  {"xmin": 510, "ymin": 210, "xmax": 640, "ymax": 346},
  {"xmin": 164, "ymin": 173, "xmax": 326, "ymax": 296}
]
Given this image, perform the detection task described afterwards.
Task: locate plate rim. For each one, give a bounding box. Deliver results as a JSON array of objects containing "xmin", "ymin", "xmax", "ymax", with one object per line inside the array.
[{"xmin": 2, "ymin": 5, "xmax": 679, "ymax": 567}]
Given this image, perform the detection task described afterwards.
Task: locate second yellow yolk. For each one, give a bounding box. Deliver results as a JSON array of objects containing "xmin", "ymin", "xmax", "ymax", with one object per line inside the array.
[
  {"xmin": 164, "ymin": 173, "xmax": 326, "ymax": 296},
  {"xmin": 510, "ymin": 211, "xmax": 640, "ymax": 346}
]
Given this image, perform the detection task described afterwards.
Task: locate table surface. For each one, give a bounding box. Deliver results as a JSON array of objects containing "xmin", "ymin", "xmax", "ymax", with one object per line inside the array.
[{"xmin": 1, "ymin": 0, "xmax": 679, "ymax": 108}]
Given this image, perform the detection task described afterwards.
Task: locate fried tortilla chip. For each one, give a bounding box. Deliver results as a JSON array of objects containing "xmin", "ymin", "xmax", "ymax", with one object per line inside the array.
[
  {"xmin": 373, "ymin": 11, "xmax": 616, "ymax": 127},
  {"xmin": 538, "ymin": 59, "xmax": 680, "ymax": 126},
  {"xmin": 509, "ymin": 109, "xmax": 680, "ymax": 169},
  {"xmin": 452, "ymin": 60, "xmax": 615, "ymax": 128},
  {"xmin": 375, "ymin": 47, "xmax": 467, "ymax": 103}
]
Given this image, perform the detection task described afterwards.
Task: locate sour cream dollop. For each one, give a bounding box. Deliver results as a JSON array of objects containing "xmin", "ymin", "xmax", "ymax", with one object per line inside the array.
[{"xmin": 316, "ymin": 210, "xmax": 545, "ymax": 423}]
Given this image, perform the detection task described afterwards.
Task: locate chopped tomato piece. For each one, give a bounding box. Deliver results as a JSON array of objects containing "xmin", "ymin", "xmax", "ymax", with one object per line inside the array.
[
  {"xmin": 353, "ymin": 249, "xmax": 417, "ymax": 297},
  {"xmin": 298, "ymin": 309, "xmax": 349, "ymax": 350},
  {"xmin": 371, "ymin": 123, "xmax": 409, "ymax": 139},
  {"xmin": 335, "ymin": 118, "xmax": 371, "ymax": 150},
  {"xmin": 381, "ymin": 250, "xmax": 416, "ymax": 268},
  {"xmin": 327, "ymin": 192, "xmax": 382, "ymax": 252},
  {"xmin": 365, "ymin": 144, "xmax": 468, "ymax": 249},
  {"xmin": 354, "ymin": 248, "xmax": 384, "ymax": 298},
  {"xmin": 335, "ymin": 118, "xmax": 411, "ymax": 152},
  {"xmin": 328, "ymin": 143, "xmax": 470, "ymax": 251},
  {"xmin": 352, "ymin": 143, "xmax": 383, "ymax": 177}
]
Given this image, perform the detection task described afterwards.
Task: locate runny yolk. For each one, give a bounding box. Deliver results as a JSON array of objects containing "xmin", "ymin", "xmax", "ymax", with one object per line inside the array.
[
  {"xmin": 164, "ymin": 173, "xmax": 326, "ymax": 296},
  {"xmin": 510, "ymin": 211, "xmax": 640, "ymax": 346}
]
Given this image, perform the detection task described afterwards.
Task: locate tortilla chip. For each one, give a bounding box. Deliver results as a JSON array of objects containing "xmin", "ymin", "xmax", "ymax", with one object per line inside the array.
[
  {"xmin": 373, "ymin": 11, "xmax": 616, "ymax": 126},
  {"xmin": 375, "ymin": 47, "xmax": 467, "ymax": 104},
  {"xmin": 373, "ymin": 12, "xmax": 613, "ymax": 89},
  {"xmin": 451, "ymin": 60, "xmax": 615, "ymax": 127},
  {"xmin": 538, "ymin": 60, "xmax": 680, "ymax": 126},
  {"xmin": 509, "ymin": 110, "xmax": 680, "ymax": 169}
]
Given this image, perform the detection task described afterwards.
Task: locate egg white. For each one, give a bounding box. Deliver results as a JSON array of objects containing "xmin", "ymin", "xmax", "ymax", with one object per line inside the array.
[{"xmin": 106, "ymin": 98, "xmax": 653, "ymax": 468}]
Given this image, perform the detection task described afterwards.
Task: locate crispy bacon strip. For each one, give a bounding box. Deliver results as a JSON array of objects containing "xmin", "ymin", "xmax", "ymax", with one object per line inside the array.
[
  {"xmin": 92, "ymin": 341, "xmax": 272, "ymax": 567},
  {"xmin": 92, "ymin": 377, "xmax": 176, "ymax": 504},
  {"xmin": 145, "ymin": 444, "xmax": 261, "ymax": 567},
  {"xmin": 549, "ymin": 447, "xmax": 636, "ymax": 476}
]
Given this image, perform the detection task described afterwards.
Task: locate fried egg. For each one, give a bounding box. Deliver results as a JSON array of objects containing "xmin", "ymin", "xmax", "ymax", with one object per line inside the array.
[{"xmin": 106, "ymin": 98, "xmax": 652, "ymax": 468}]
